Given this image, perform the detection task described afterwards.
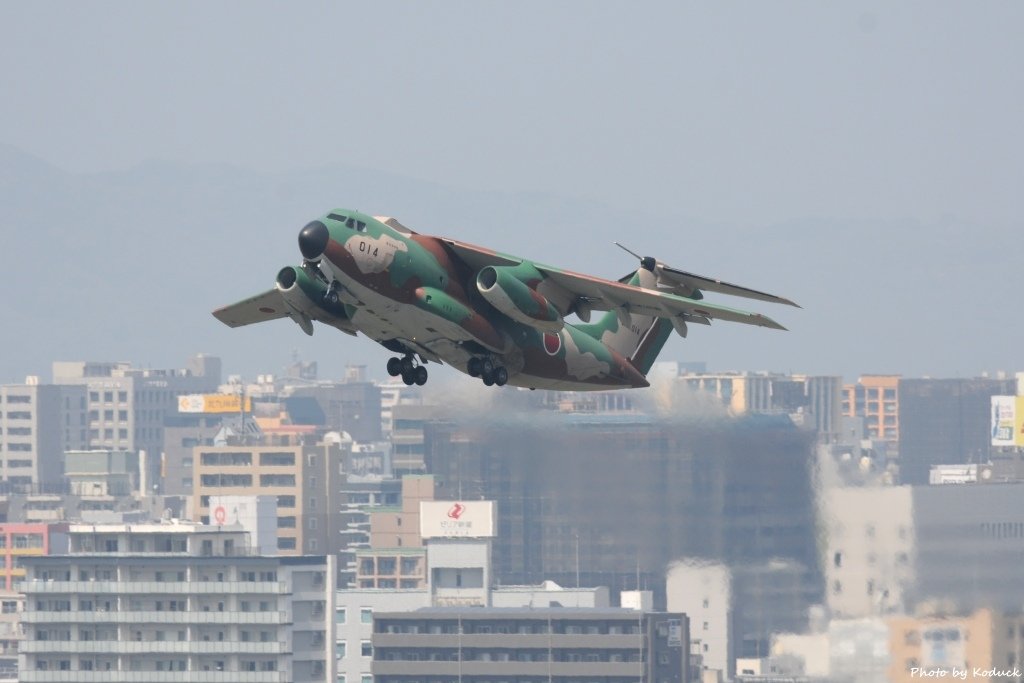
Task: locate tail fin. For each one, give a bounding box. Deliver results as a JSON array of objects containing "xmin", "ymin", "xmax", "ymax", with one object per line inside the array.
[{"xmin": 576, "ymin": 267, "xmax": 674, "ymax": 376}]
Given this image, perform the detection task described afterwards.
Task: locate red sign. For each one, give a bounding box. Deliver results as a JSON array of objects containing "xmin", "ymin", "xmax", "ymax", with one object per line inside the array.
[
  {"xmin": 213, "ymin": 506, "xmax": 227, "ymax": 524},
  {"xmin": 447, "ymin": 503, "xmax": 466, "ymax": 520}
]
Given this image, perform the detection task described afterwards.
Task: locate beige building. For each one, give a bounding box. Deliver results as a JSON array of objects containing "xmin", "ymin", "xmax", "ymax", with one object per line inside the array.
[
  {"xmin": 356, "ymin": 475, "xmax": 436, "ymax": 589},
  {"xmin": 824, "ymin": 485, "xmax": 914, "ymax": 618},
  {"xmin": 889, "ymin": 608, "xmax": 1024, "ymax": 682},
  {"xmin": 192, "ymin": 439, "xmax": 342, "ymax": 555}
]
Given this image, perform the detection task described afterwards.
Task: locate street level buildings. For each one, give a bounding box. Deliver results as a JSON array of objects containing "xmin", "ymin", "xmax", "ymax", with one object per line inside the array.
[{"xmin": 18, "ymin": 521, "xmax": 334, "ymax": 682}]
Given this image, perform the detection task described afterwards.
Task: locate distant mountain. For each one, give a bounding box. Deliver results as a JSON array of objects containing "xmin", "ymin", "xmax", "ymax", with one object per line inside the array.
[{"xmin": 0, "ymin": 144, "xmax": 1018, "ymax": 385}]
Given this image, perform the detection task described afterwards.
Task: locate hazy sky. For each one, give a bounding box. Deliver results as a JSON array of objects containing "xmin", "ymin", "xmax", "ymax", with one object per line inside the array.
[
  {"xmin": 3, "ymin": 2, "xmax": 1021, "ymax": 227},
  {"xmin": 1, "ymin": 3, "xmax": 1022, "ymax": 383}
]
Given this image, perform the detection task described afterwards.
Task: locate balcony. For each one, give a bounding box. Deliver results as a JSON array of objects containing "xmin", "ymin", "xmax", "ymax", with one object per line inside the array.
[
  {"xmin": 20, "ymin": 611, "xmax": 288, "ymax": 625},
  {"xmin": 371, "ymin": 660, "xmax": 640, "ymax": 677},
  {"xmin": 24, "ymin": 581, "xmax": 287, "ymax": 595},
  {"xmin": 18, "ymin": 672, "xmax": 287, "ymax": 683},
  {"xmin": 371, "ymin": 632, "xmax": 643, "ymax": 649},
  {"xmin": 19, "ymin": 640, "xmax": 287, "ymax": 654}
]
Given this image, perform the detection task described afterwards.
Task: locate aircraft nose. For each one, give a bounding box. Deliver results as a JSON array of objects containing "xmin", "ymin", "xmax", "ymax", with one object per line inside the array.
[{"xmin": 298, "ymin": 220, "xmax": 329, "ymax": 260}]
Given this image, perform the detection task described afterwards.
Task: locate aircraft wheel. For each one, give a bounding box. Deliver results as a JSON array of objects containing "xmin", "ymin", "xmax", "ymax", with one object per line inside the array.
[
  {"xmin": 481, "ymin": 358, "xmax": 494, "ymax": 375},
  {"xmin": 401, "ymin": 369, "xmax": 415, "ymax": 386},
  {"xmin": 414, "ymin": 366, "xmax": 428, "ymax": 386},
  {"xmin": 482, "ymin": 370, "xmax": 495, "ymax": 387},
  {"xmin": 467, "ymin": 358, "xmax": 482, "ymax": 377},
  {"xmin": 400, "ymin": 356, "xmax": 415, "ymax": 374},
  {"xmin": 386, "ymin": 358, "xmax": 402, "ymax": 377},
  {"xmin": 494, "ymin": 366, "xmax": 508, "ymax": 387}
]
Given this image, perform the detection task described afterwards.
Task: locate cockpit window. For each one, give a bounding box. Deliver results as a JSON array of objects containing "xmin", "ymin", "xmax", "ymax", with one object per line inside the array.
[{"xmin": 327, "ymin": 213, "xmax": 367, "ymax": 231}]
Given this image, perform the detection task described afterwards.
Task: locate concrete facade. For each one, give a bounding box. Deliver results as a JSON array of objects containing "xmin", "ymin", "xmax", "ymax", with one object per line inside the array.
[
  {"xmin": 824, "ymin": 485, "xmax": 914, "ymax": 618},
  {"xmin": 371, "ymin": 608, "xmax": 690, "ymax": 683},
  {"xmin": 52, "ymin": 356, "xmax": 221, "ymax": 491},
  {"xmin": 0, "ymin": 383, "xmax": 87, "ymax": 492},
  {"xmin": 18, "ymin": 521, "xmax": 334, "ymax": 682},
  {"xmin": 192, "ymin": 441, "xmax": 342, "ymax": 556}
]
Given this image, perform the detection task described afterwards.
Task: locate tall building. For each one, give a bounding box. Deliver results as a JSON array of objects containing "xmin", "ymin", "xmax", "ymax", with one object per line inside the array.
[
  {"xmin": 17, "ymin": 521, "xmax": 334, "ymax": 682},
  {"xmin": 283, "ymin": 367, "xmax": 382, "ymax": 442},
  {"xmin": 52, "ymin": 355, "xmax": 221, "ymax": 491},
  {"xmin": 823, "ymin": 486, "xmax": 914, "ymax": 618},
  {"xmin": 667, "ymin": 559, "xmax": 819, "ymax": 677},
  {"xmin": 192, "ymin": 439, "xmax": 343, "ymax": 555},
  {"xmin": 899, "ymin": 377, "xmax": 1016, "ymax": 484},
  {"xmin": 0, "ymin": 382, "xmax": 87, "ymax": 492},
  {"xmin": 824, "ymin": 481, "xmax": 1024, "ymax": 616},
  {"xmin": 842, "ymin": 375, "xmax": 901, "ymax": 449},
  {"xmin": 424, "ymin": 412, "xmax": 821, "ymax": 614}
]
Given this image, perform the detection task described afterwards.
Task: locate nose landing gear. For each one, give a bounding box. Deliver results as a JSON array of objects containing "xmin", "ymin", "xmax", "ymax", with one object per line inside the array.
[
  {"xmin": 387, "ymin": 355, "xmax": 428, "ymax": 386},
  {"xmin": 467, "ymin": 357, "xmax": 508, "ymax": 387}
]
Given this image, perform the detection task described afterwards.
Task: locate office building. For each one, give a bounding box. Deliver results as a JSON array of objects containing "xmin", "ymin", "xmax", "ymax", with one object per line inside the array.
[
  {"xmin": 667, "ymin": 559, "xmax": 819, "ymax": 678},
  {"xmin": 18, "ymin": 520, "xmax": 334, "ymax": 682},
  {"xmin": 823, "ymin": 486, "xmax": 914, "ymax": 618},
  {"xmin": 0, "ymin": 382, "xmax": 87, "ymax": 492},
  {"xmin": 52, "ymin": 355, "xmax": 221, "ymax": 491},
  {"xmin": 337, "ymin": 497, "xmax": 611, "ymax": 683},
  {"xmin": 842, "ymin": 375, "xmax": 901, "ymax": 449},
  {"xmin": 424, "ymin": 411, "xmax": 821, "ymax": 611},
  {"xmin": 371, "ymin": 607, "xmax": 690, "ymax": 683},
  {"xmin": 192, "ymin": 439, "xmax": 343, "ymax": 555},
  {"xmin": 898, "ymin": 377, "xmax": 1015, "ymax": 484}
]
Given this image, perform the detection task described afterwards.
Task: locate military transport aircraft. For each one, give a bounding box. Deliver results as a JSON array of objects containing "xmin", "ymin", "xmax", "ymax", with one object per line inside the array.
[{"xmin": 213, "ymin": 210, "xmax": 797, "ymax": 391}]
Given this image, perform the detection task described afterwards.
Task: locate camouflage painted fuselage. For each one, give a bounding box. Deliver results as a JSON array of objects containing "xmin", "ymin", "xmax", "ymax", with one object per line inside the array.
[{"xmin": 310, "ymin": 210, "xmax": 652, "ymax": 390}]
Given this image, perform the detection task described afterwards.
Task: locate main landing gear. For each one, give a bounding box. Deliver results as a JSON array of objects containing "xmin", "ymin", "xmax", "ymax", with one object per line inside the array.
[
  {"xmin": 467, "ymin": 357, "xmax": 508, "ymax": 387},
  {"xmin": 387, "ymin": 355, "xmax": 428, "ymax": 386}
]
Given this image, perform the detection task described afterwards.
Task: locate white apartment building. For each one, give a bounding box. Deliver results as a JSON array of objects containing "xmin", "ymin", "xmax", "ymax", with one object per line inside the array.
[{"xmin": 18, "ymin": 521, "xmax": 334, "ymax": 682}]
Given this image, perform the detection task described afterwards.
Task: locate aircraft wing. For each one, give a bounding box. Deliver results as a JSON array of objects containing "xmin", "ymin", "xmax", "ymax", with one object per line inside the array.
[
  {"xmin": 212, "ymin": 289, "xmax": 290, "ymax": 328},
  {"xmin": 441, "ymin": 238, "xmax": 521, "ymax": 270},
  {"xmin": 656, "ymin": 265, "xmax": 800, "ymax": 308},
  {"xmin": 536, "ymin": 266, "xmax": 788, "ymax": 330},
  {"xmin": 441, "ymin": 237, "xmax": 787, "ymax": 330}
]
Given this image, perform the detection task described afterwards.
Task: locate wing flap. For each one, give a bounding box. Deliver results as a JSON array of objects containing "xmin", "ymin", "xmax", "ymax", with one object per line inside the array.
[{"xmin": 212, "ymin": 290, "xmax": 289, "ymax": 328}]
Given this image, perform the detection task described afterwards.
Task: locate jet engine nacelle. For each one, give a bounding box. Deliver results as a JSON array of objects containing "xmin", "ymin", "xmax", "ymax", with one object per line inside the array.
[
  {"xmin": 276, "ymin": 266, "xmax": 317, "ymax": 335},
  {"xmin": 476, "ymin": 266, "xmax": 563, "ymax": 333}
]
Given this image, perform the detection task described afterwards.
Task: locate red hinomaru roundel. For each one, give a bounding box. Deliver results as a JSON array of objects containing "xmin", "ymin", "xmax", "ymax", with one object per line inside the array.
[{"xmin": 543, "ymin": 332, "xmax": 562, "ymax": 356}]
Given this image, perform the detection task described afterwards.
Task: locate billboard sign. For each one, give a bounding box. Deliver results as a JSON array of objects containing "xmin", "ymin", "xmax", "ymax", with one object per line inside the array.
[
  {"xmin": 178, "ymin": 393, "xmax": 252, "ymax": 414},
  {"xmin": 420, "ymin": 501, "xmax": 495, "ymax": 539},
  {"xmin": 992, "ymin": 396, "xmax": 1024, "ymax": 447}
]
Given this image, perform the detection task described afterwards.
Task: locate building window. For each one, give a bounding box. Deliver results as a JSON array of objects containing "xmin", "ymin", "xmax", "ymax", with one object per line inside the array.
[
  {"xmin": 337, "ymin": 608, "xmax": 346, "ymax": 624},
  {"xmin": 360, "ymin": 608, "xmax": 373, "ymax": 624},
  {"xmin": 361, "ymin": 641, "xmax": 373, "ymax": 657}
]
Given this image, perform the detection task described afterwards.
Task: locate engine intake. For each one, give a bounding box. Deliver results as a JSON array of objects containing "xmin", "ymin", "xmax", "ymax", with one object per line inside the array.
[{"xmin": 476, "ymin": 266, "xmax": 563, "ymax": 333}]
